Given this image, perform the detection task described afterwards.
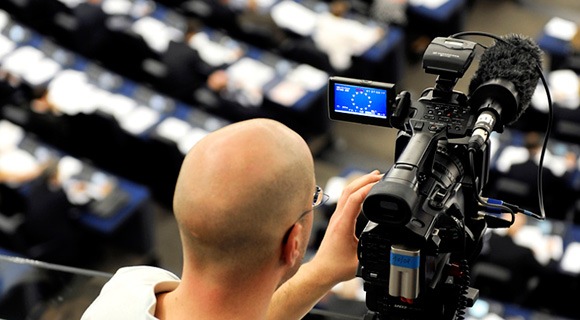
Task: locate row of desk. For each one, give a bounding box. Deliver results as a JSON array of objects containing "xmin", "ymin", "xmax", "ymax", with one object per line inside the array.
[
  {"xmin": 0, "ymin": 121, "xmax": 156, "ymax": 320},
  {"xmin": 0, "ymin": 0, "xmax": 333, "ymax": 137},
  {"xmin": 0, "ymin": 9, "xmax": 233, "ymax": 204},
  {"xmin": 0, "ymin": 119, "xmax": 155, "ymax": 255},
  {"xmin": 179, "ymin": 0, "xmax": 468, "ymax": 65}
]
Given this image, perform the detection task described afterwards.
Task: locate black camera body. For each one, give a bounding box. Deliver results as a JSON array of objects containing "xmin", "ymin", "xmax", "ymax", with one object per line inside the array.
[{"xmin": 328, "ymin": 37, "xmax": 490, "ymax": 320}]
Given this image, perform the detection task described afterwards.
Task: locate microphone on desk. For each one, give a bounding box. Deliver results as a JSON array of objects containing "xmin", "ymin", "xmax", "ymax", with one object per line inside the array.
[{"xmin": 467, "ymin": 34, "xmax": 543, "ymax": 152}]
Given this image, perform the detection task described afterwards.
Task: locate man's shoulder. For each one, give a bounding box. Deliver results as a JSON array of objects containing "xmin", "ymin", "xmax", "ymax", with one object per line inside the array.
[
  {"xmin": 80, "ymin": 266, "xmax": 180, "ymax": 319},
  {"xmin": 113, "ymin": 265, "xmax": 180, "ymax": 281}
]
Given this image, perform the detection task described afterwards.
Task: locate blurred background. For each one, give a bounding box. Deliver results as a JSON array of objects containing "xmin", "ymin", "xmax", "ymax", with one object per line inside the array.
[{"xmin": 0, "ymin": 0, "xmax": 580, "ymax": 319}]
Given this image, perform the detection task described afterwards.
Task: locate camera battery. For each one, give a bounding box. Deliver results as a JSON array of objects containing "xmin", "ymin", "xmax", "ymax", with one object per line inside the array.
[{"xmin": 389, "ymin": 244, "xmax": 420, "ymax": 301}]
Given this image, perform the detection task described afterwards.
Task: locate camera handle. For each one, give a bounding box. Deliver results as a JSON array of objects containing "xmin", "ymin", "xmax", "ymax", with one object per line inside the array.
[{"xmin": 390, "ymin": 91, "xmax": 412, "ymax": 129}]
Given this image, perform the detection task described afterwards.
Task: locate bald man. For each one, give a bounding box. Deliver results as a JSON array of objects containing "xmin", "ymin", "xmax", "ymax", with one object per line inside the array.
[{"xmin": 81, "ymin": 118, "xmax": 382, "ymax": 319}]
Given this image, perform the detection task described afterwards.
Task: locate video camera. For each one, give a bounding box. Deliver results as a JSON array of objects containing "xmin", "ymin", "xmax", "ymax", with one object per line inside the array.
[{"xmin": 327, "ymin": 34, "xmax": 546, "ymax": 320}]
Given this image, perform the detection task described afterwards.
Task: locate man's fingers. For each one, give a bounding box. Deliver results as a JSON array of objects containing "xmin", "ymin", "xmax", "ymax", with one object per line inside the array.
[
  {"xmin": 337, "ymin": 182, "xmax": 376, "ymax": 223},
  {"xmin": 336, "ymin": 171, "xmax": 382, "ymax": 211},
  {"xmin": 331, "ymin": 171, "xmax": 382, "ymax": 227}
]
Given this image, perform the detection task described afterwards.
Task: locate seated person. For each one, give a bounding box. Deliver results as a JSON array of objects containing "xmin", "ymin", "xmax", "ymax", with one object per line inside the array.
[
  {"xmin": 476, "ymin": 213, "xmax": 550, "ymax": 304},
  {"xmin": 369, "ymin": 0, "xmax": 408, "ymax": 27},
  {"xmin": 181, "ymin": 0, "xmax": 237, "ymax": 31},
  {"xmin": 0, "ymin": 152, "xmax": 87, "ymax": 265},
  {"xmin": 160, "ymin": 19, "xmax": 243, "ymax": 103},
  {"xmin": 205, "ymin": 68, "xmax": 263, "ymax": 107},
  {"xmin": 17, "ymin": 159, "xmax": 85, "ymax": 265},
  {"xmin": 312, "ymin": 0, "xmax": 385, "ymax": 72},
  {"xmin": 49, "ymin": 0, "xmax": 109, "ymax": 58},
  {"xmin": 488, "ymin": 131, "xmax": 577, "ymax": 221},
  {"xmin": 195, "ymin": 57, "xmax": 273, "ymax": 109},
  {"xmin": 0, "ymin": 141, "xmax": 44, "ymax": 225},
  {"xmin": 233, "ymin": 0, "xmax": 292, "ymax": 49}
]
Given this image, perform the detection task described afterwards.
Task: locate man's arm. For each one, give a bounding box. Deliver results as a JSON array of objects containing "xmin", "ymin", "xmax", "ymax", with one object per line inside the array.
[{"xmin": 267, "ymin": 170, "xmax": 382, "ymax": 319}]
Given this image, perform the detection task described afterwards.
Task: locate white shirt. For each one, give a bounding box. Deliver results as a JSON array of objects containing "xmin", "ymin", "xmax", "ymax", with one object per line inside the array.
[{"xmin": 81, "ymin": 266, "xmax": 180, "ymax": 320}]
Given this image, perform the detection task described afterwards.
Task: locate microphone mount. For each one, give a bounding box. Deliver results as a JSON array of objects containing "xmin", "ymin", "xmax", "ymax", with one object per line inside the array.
[{"xmin": 469, "ymin": 79, "xmax": 519, "ymax": 132}]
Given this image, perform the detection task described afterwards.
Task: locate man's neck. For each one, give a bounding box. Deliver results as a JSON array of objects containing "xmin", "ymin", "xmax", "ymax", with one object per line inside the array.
[{"xmin": 154, "ymin": 265, "xmax": 280, "ymax": 319}]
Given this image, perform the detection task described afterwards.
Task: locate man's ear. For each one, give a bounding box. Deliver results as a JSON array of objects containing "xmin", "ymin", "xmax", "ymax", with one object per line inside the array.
[{"xmin": 281, "ymin": 223, "xmax": 303, "ymax": 267}]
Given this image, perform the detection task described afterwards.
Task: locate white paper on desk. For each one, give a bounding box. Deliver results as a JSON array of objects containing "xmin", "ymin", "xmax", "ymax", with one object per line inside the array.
[
  {"xmin": 561, "ymin": 242, "xmax": 580, "ymax": 273},
  {"xmin": 90, "ymin": 88, "xmax": 113, "ymax": 112},
  {"xmin": 514, "ymin": 225, "xmax": 553, "ymax": 265},
  {"xmin": 189, "ymin": 32, "xmax": 242, "ymax": 67},
  {"xmin": 0, "ymin": 149, "xmax": 38, "ymax": 176},
  {"xmin": 101, "ymin": 0, "xmax": 133, "ymax": 15},
  {"xmin": 267, "ymin": 80, "xmax": 306, "ymax": 107},
  {"xmin": 79, "ymin": 86, "xmax": 104, "ymax": 115},
  {"xmin": 132, "ymin": 16, "xmax": 182, "ymax": 53},
  {"xmin": 227, "ymin": 57, "xmax": 275, "ymax": 89},
  {"xmin": 56, "ymin": 0, "xmax": 83, "ymax": 8},
  {"xmin": 535, "ymin": 148, "xmax": 568, "ymax": 177},
  {"xmin": 548, "ymin": 69, "xmax": 580, "ymax": 109},
  {"xmin": 155, "ymin": 116, "xmax": 191, "ymax": 142},
  {"xmin": 99, "ymin": 93, "xmax": 137, "ymax": 121},
  {"xmin": 178, "ymin": 127, "xmax": 209, "ymax": 155},
  {"xmin": 544, "ymin": 17, "xmax": 578, "ymax": 42},
  {"xmin": 285, "ymin": 64, "xmax": 327, "ymax": 90},
  {"xmin": 57, "ymin": 156, "xmax": 83, "ymax": 181},
  {"xmin": 22, "ymin": 58, "xmax": 62, "ymax": 86},
  {"xmin": 531, "ymin": 83, "xmax": 551, "ymax": 113},
  {"xmin": 1, "ymin": 46, "xmax": 44, "ymax": 76},
  {"xmin": 0, "ymin": 34, "xmax": 15, "ymax": 61},
  {"xmin": 409, "ymin": 0, "xmax": 449, "ymax": 9},
  {"xmin": 0, "ymin": 120, "xmax": 24, "ymax": 152},
  {"xmin": 494, "ymin": 145, "xmax": 528, "ymax": 173},
  {"xmin": 271, "ymin": 0, "xmax": 318, "ymax": 37},
  {"xmin": 118, "ymin": 105, "xmax": 160, "ymax": 135},
  {"xmin": 313, "ymin": 13, "xmax": 383, "ymax": 71},
  {"xmin": 47, "ymin": 69, "xmax": 94, "ymax": 115}
]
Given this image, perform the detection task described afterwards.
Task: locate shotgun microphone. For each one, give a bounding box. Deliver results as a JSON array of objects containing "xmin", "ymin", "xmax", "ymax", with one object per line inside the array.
[{"xmin": 467, "ymin": 34, "xmax": 542, "ymax": 151}]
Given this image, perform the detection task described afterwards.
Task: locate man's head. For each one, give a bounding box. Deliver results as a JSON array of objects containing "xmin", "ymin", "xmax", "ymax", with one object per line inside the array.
[
  {"xmin": 206, "ymin": 70, "xmax": 229, "ymax": 92},
  {"xmin": 173, "ymin": 118, "xmax": 315, "ymax": 281},
  {"xmin": 524, "ymin": 131, "xmax": 542, "ymax": 156}
]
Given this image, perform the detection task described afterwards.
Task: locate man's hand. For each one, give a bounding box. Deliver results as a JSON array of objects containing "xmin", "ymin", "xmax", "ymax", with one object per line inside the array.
[
  {"xmin": 268, "ymin": 170, "xmax": 382, "ymax": 319},
  {"xmin": 309, "ymin": 170, "xmax": 382, "ymax": 285}
]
